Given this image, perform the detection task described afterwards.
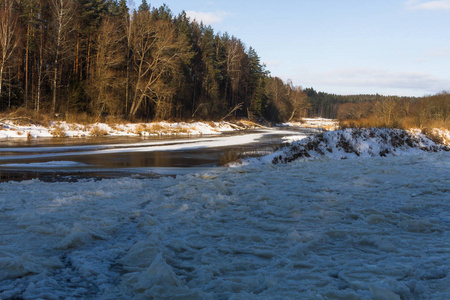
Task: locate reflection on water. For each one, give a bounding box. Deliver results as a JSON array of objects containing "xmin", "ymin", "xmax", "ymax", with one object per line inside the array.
[
  {"xmin": 76, "ymin": 148, "xmax": 221, "ymax": 168},
  {"xmin": 0, "ymin": 127, "xmax": 321, "ymax": 182},
  {"xmin": 0, "ymin": 135, "xmax": 189, "ymax": 148}
]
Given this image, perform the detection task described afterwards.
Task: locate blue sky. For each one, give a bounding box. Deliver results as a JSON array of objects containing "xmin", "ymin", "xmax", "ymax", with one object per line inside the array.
[{"xmin": 131, "ymin": 0, "xmax": 450, "ymax": 96}]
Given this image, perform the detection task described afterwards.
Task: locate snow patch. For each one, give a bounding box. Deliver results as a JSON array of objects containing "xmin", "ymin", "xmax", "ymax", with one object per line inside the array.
[
  {"xmin": 1, "ymin": 161, "xmax": 88, "ymax": 168},
  {"xmin": 262, "ymin": 128, "xmax": 449, "ymax": 164},
  {"xmin": 0, "ymin": 120, "xmax": 255, "ymax": 139}
]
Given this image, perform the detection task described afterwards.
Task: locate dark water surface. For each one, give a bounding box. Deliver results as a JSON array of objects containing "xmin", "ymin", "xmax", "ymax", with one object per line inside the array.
[{"xmin": 0, "ymin": 127, "xmax": 321, "ymax": 182}]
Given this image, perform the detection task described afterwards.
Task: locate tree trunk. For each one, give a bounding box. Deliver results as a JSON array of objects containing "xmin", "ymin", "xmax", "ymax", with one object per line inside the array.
[
  {"xmin": 25, "ymin": 21, "xmax": 30, "ymax": 109},
  {"xmin": 87, "ymin": 35, "xmax": 91, "ymax": 78},
  {"xmin": 52, "ymin": 1, "xmax": 64, "ymax": 114},
  {"xmin": 0, "ymin": 63, "xmax": 4, "ymax": 100}
]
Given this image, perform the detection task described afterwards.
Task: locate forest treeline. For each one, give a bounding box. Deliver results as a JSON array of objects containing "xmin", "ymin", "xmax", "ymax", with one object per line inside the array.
[
  {"xmin": 0, "ymin": 0, "xmax": 310, "ymax": 122},
  {"xmin": 0, "ymin": 0, "xmax": 448, "ymax": 128},
  {"xmin": 336, "ymin": 92, "xmax": 449, "ymax": 129},
  {"xmin": 304, "ymin": 88, "xmax": 448, "ymax": 129}
]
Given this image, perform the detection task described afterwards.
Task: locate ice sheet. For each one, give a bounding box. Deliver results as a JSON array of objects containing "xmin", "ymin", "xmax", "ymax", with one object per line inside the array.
[
  {"xmin": 1, "ymin": 151, "xmax": 449, "ymax": 299},
  {"xmin": 0, "ymin": 133, "xmax": 266, "ymax": 162}
]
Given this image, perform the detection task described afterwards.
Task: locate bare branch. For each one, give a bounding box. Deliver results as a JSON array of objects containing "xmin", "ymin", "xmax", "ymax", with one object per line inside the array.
[{"xmin": 221, "ymin": 102, "xmax": 243, "ymax": 120}]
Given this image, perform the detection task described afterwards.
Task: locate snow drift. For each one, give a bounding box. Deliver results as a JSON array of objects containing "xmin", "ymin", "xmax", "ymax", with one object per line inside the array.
[{"xmin": 264, "ymin": 128, "xmax": 450, "ymax": 164}]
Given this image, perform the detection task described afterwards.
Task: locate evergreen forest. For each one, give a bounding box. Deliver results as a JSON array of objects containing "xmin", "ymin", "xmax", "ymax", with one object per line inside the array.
[
  {"xmin": 0, "ymin": 0, "xmax": 310, "ymax": 122},
  {"xmin": 0, "ymin": 0, "xmax": 448, "ymax": 128}
]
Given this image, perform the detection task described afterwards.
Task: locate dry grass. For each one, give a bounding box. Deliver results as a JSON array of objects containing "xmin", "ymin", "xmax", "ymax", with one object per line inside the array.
[
  {"xmin": 148, "ymin": 124, "xmax": 191, "ymax": 135},
  {"xmin": 149, "ymin": 123, "xmax": 166, "ymax": 133},
  {"xmin": 421, "ymin": 128, "xmax": 445, "ymax": 145},
  {"xmin": 50, "ymin": 125, "xmax": 67, "ymax": 137},
  {"xmin": 144, "ymin": 123, "xmax": 185, "ymax": 135},
  {"xmin": 104, "ymin": 115, "xmax": 128, "ymax": 125},
  {"xmin": 109, "ymin": 124, "xmax": 119, "ymax": 131},
  {"xmin": 65, "ymin": 113, "xmax": 99, "ymax": 125},
  {"xmin": 171, "ymin": 127, "xmax": 190, "ymax": 135},
  {"xmin": 2, "ymin": 108, "xmax": 131, "ymax": 128},
  {"xmin": 89, "ymin": 126, "xmax": 108, "ymax": 137},
  {"xmin": 339, "ymin": 118, "xmax": 405, "ymax": 130},
  {"xmin": 68, "ymin": 123, "xmax": 82, "ymax": 131},
  {"xmin": 134, "ymin": 124, "xmax": 148, "ymax": 136},
  {"xmin": 339, "ymin": 114, "xmax": 449, "ymax": 131},
  {"xmin": 207, "ymin": 121, "xmax": 218, "ymax": 128},
  {"xmin": 1, "ymin": 108, "xmax": 52, "ymax": 127}
]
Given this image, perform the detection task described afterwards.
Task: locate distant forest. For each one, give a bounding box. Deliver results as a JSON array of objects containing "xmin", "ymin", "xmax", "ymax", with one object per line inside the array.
[{"xmin": 0, "ymin": 0, "xmax": 448, "ymax": 127}]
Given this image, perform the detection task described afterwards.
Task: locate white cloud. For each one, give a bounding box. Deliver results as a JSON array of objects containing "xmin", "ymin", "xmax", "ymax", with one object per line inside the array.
[
  {"xmin": 426, "ymin": 46, "xmax": 450, "ymax": 57},
  {"xmin": 405, "ymin": 0, "xmax": 450, "ymax": 10},
  {"xmin": 185, "ymin": 11, "xmax": 228, "ymax": 25},
  {"xmin": 323, "ymin": 68, "xmax": 449, "ymax": 90},
  {"xmin": 417, "ymin": 46, "xmax": 450, "ymax": 62},
  {"xmin": 292, "ymin": 68, "xmax": 450, "ymax": 96}
]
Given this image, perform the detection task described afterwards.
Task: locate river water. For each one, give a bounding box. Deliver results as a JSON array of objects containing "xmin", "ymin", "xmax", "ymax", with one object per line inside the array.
[{"xmin": 0, "ymin": 127, "xmax": 322, "ymax": 182}]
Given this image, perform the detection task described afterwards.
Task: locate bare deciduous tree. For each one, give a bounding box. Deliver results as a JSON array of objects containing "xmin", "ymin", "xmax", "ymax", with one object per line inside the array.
[
  {"xmin": 129, "ymin": 12, "xmax": 191, "ymax": 117},
  {"xmin": 88, "ymin": 17, "xmax": 126, "ymax": 117},
  {"xmin": 266, "ymin": 76, "xmax": 290, "ymax": 120},
  {"xmin": 373, "ymin": 96, "xmax": 399, "ymax": 125},
  {"xmin": 0, "ymin": 0, "xmax": 18, "ymax": 106},
  {"xmin": 49, "ymin": 0, "xmax": 74, "ymax": 114},
  {"xmin": 287, "ymin": 82, "xmax": 310, "ymax": 121}
]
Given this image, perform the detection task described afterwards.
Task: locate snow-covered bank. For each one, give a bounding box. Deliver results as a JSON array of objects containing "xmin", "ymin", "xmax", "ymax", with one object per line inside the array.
[
  {"xmin": 0, "ymin": 120, "xmax": 259, "ymax": 138},
  {"xmin": 0, "ymin": 118, "xmax": 337, "ymax": 139},
  {"xmin": 1, "ymin": 152, "xmax": 449, "ymax": 299},
  {"xmin": 258, "ymin": 128, "xmax": 450, "ymax": 164}
]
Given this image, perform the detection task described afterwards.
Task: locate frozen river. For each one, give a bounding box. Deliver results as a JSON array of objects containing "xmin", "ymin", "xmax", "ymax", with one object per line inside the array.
[
  {"xmin": 0, "ymin": 127, "xmax": 321, "ymax": 181},
  {"xmin": 1, "ymin": 127, "xmax": 449, "ymax": 299},
  {"xmin": 0, "ymin": 150, "xmax": 448, "ymax": 299}
]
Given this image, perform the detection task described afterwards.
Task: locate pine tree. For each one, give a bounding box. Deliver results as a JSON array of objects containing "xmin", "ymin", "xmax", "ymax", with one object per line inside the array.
[
  {"xmin": 247, "ymin": 47, "xmax": 267, "ymax": 118},
  {"xmin": 138, "ymin": 0, "xmax": 150, "ymax": 12},
  {"xmin": 118, "ymin": 0, "xmax": 128, "ymax": 17}
]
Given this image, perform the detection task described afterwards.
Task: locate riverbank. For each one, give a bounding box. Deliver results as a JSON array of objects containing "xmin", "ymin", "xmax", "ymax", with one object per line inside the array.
[
  {"xmin": 0, "ymin": 120, "xmax": 259, "ymax": 138},
  {"xmin": 0, "ymin": 118, "xmax": 339, "ymax": 139}
]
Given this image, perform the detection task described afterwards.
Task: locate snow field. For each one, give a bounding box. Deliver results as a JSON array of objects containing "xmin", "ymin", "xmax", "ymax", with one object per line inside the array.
[
  {"xmin": 0, "ymin": 120, "xmax": 251, "ymax": 139},
  {"xmin": 1, "ymin": 152, "xmax": 449, "ymax": 299}
]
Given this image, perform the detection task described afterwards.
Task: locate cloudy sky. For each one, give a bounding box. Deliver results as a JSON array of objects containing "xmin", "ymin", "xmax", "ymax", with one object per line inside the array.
[{"xmin": 132, "ymin": 0, "xmax": 450, "ymax": 96}]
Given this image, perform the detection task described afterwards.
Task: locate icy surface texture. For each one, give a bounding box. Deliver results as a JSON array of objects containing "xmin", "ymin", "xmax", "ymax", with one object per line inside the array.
[
  {"xmin": 266, "ymin": 128, "xmax": 450, "ymax": 164},
  {"xmin": 0, "ymin": 152, "xmax": 449, "ymax": 299}
]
